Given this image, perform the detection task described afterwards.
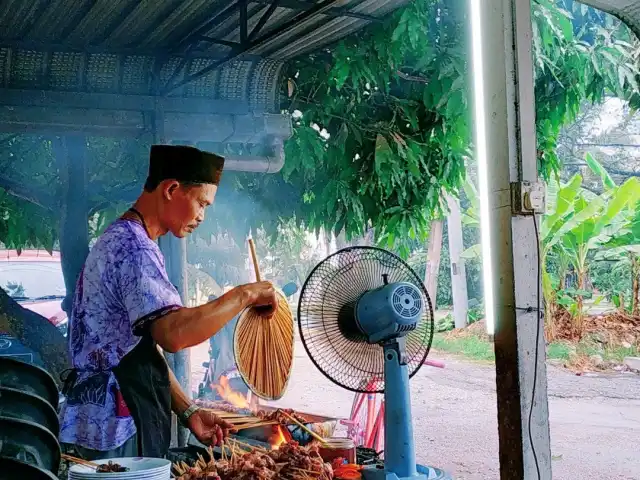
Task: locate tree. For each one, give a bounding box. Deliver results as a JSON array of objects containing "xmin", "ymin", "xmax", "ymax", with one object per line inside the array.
[
  {"xmin": 4, "ymin": 281, "xmax": 25, "ymax": 298},
  {"xmin": 2, "ymin": 1, "xmax": 640, "ymax": 260}
]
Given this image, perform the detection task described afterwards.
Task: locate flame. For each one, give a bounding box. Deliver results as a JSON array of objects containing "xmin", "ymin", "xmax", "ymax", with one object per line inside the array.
[
  {"xmin": 270, "ymin": 425, "xmax": 290, "ymax": 450},
  {"xmin": 212, "ymin": 375, "xmax": 250, "ymax": 409}
]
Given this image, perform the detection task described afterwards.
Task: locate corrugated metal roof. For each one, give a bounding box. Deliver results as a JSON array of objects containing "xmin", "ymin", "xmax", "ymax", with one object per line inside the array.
[
  {"xmin": 0, "ymin": 0, "xmax": 409, "ymax": 60},
  {"xmin": 581, "ymin": 0, "xmax": 640, "ymax": 38}
]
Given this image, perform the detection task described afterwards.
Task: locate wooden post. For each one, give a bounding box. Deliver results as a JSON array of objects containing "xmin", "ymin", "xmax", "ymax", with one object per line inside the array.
[
  {"xmin": 424, "ymin": 219, "xmax": 443, "ymax": 307},
  {"xmin": 446, "ymin": 195, "xmax": 468, "ymax": 329},
  {"xmin": 154, "ymin": 113, "xmax": 191, "ymax": 446},
  {"xmin": 53, "ymin": 136, "xmax": 90, "ymax": 317},
  {"xmin": 158, "ymin": 234, "xmax": 191, "ymax": 447}
]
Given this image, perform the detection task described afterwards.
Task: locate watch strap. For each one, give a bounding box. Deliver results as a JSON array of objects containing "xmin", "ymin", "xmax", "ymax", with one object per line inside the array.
[{"xmin": 179, "ymin": 403, "xmax": 200, "ymax": 425}]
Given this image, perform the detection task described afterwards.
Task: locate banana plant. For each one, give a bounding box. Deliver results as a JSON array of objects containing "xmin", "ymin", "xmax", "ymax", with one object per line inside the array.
[
  {"xmin": 544, "ymin": 176, "xmax": 639, "ymax": 334},
  {"xmin": 595, "ymin": 245, "xmax": 640, "ymax": 315},
  {"xmin": 539, "ymin": 173, "xmax": 582, "ymax": 336},
  {"xmin": 461, "ymin": 154, "xmax": 640, "ymax": 337},
  {"xmin": 596, "ymin": 201, "xmax": 640, "ymax": 314}
]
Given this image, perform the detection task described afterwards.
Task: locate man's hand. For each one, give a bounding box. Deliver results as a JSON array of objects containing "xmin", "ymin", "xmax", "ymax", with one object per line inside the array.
[
  {"xmin": 242, "ymin": 281, "xmax": 278, "ymax": 318},
  {"xmin": 187, "ymin": 409, "xmax": 235, "ymax": 446}
]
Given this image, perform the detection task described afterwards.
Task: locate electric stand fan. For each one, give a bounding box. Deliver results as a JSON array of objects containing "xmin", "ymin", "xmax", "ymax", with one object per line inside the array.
[{"xmin": 298, "ymin": 247, "xmax": 451, "ymax": 480}]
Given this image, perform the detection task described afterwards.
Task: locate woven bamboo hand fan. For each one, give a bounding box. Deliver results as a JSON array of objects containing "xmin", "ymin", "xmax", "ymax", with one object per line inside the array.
[{"xmin": 233, "ymin": 239, "xmax": 295, "ymax": 400}]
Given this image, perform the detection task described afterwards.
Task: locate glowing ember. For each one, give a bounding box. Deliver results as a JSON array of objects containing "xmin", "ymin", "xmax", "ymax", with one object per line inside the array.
[
  {"xmin": 270, "ymin": 425, "xmax": 290, "ymax": 450},
  {"xmin": 212, "ymin": 375, "xmax": 250, "ymax": 409}
]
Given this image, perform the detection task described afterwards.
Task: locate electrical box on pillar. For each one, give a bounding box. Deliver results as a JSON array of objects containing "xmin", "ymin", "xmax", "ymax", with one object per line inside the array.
[{"xmin": 511, "ymin": 181, "xmax": 546, "ymax": 215}]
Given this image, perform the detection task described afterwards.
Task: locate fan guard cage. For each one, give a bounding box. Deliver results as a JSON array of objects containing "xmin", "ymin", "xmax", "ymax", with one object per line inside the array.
[{"xmin": 297, "ymin": 247, "xmax": 434, "ymax": 394}]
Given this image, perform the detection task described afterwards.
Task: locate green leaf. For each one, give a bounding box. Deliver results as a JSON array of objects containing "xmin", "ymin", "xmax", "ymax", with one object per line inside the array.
[
  {"xmin": 542, "ymin": 174, "xmax": 582, "ymax": 240},
  {"xmin": 548, "ymin": 194, "xmax": 604, "ymax": 248},
  {"xmin": 584, "ymin": 152, "xmax": 616, "ymax": 190},
  {"xmin": 461, "ymin": 243, "xmax": 482, "ymax": 260}
]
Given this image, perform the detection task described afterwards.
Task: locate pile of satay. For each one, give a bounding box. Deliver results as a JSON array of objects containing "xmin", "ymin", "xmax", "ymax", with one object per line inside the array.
[
  {"xmin": 173, "ymin": 440, "xmax": 333, "ymax": 480},
  {"xmin": 194, "ymin": 401, "xmax": 309, "ymax": 431}
]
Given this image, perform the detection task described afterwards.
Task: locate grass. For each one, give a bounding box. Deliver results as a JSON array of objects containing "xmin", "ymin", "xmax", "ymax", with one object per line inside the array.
[
  {"xmin": 545, "ymin": 340, "xmax": 638, "ymax": 363},
  {"xmin": 432, "ymin": 331, "xmax": 639, "ymax": 365},
  {"xmin": 432, "ymin": 332, "xmax": 495, "ymax": 362}
]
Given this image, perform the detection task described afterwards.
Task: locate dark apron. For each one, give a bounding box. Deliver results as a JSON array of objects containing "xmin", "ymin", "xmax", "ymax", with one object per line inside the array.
[
  {"xmin": 112, "ymin": 334, "xmax": 172, "ymax": 458},
  {"xmin": 61, "ymin": 335, "xmax": 171, "ymax": 458}
]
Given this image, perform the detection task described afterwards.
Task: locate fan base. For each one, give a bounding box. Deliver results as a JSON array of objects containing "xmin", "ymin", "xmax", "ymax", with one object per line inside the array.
[{"xmin": 362, "ymin": 463, "xmax": 452, "ymax": 480}]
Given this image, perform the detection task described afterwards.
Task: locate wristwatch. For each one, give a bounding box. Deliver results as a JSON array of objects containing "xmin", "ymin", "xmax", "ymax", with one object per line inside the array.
[{"xmin": 179, "ymin": 403, "xmax": 200, "ymax": 426}]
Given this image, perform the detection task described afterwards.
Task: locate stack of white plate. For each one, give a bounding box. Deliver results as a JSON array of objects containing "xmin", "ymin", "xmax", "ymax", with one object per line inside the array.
[{"xmin": 69, "ymin": 457, "xmax": 172, "ymax": 480}]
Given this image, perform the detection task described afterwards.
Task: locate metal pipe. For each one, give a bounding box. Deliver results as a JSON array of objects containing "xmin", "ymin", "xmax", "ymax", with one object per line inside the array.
[{"xmin": 223, "ymin": 137, "xmax": 285, "ymax": 173}]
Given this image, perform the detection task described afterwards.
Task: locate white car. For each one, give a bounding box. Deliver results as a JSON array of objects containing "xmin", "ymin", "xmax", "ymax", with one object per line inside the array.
[{"xmin": 0, "ymin": 249, "xmax": 68, "ymax": 366}]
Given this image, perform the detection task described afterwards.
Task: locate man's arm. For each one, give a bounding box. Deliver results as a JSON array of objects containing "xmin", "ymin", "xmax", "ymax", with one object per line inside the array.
[
  {"xmin": 167, "ymin": 358, "xmax": 191, "ymax": 416},
  {"xmin": 159, "ymin": 348, "xmax": 233, "ymax": 446},
  {"xmin": 149, "ymin": 281, "xmax": 276, "ymax": 354},
  {"xmin": 119, "ymin": 247, "xmax": 276, "ymax": 354}
]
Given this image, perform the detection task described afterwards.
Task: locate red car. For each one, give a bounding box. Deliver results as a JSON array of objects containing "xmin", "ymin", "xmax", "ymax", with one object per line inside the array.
[{"xmin": 0, "ymin": 249, "xmax": 68, "ymax": 365}]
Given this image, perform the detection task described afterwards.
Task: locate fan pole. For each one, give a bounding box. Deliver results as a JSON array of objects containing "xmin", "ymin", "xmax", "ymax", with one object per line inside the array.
[{"xmin": 383, "ymin": 341, "xmax": 417, "ymax": 478}]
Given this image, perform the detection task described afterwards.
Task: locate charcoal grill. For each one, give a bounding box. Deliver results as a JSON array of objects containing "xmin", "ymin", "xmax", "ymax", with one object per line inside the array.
[
  {"xmin": 194, "ymin": 401, "xmax": 337, "ymax": 447},
  {"xmin": 235, "ymin": 405, "xmax": 337, "ymax": 446},
  {"xmin": 171, "ymin": 404, "xmax": 338, "ymax": 466}
]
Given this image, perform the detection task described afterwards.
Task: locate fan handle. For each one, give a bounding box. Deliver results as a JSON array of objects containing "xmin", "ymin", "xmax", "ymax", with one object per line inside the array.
[{"xmin": 248, "ymin": 238, "xmax": 262, "ymax": 282}]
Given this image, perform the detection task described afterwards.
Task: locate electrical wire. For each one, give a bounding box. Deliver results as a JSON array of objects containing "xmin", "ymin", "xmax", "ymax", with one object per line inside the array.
[{"xmin": 529, "ymin": 214, "xmax": 542, "ymax": 480}]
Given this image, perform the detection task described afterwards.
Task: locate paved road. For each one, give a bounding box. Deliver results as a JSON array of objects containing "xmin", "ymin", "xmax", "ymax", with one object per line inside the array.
[{"xmin": 191, "ymin": 341, "xmax": 640, "ymax": 480}]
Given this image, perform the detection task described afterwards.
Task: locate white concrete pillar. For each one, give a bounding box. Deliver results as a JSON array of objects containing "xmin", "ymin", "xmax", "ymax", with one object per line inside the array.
[
  {"xmin": 446, "ymin": 195, "xmax": 468, "ymax": 329},
  {"xmin": 472, "ymin": 0, "xmax": 552, "ymax": 477}
]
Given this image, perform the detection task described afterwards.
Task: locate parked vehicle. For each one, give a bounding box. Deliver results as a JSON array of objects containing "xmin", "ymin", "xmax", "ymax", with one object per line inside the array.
[{"xmin": 0, "ymin": 250, "xmax": 68, "ymax": 366}]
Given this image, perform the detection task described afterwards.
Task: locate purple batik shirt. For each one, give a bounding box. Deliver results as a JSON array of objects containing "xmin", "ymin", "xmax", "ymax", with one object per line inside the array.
[{"xmin": 59, "ymin": 219, "xmax": 182, "ymax": 451}]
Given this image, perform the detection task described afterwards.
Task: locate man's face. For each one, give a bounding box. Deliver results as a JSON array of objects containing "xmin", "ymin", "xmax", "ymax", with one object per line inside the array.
[{"xmin": 161, "ymin": 182, "xmax": 217, "ymax": 237}]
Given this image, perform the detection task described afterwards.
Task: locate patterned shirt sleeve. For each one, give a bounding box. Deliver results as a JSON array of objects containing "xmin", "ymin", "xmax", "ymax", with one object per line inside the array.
[{"xmin": 118, "ymin": 247, "xmax": 183, "ymax": 335}]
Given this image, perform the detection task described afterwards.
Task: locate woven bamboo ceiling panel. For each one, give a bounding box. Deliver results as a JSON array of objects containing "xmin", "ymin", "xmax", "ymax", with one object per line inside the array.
[{"xmin": 0, "ymin": 49, "xmax": 284, "ymax": 111}]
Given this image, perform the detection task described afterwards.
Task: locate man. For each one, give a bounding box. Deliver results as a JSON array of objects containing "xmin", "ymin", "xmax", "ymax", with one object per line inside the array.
[{"xmin": 60, "ymin": 145, "xmax": 277, "ymax": 460}]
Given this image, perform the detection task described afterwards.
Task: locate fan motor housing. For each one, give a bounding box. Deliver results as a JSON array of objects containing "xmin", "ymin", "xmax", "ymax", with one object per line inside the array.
[{"xmin": 355, "ymin": 282, "xmax": 423, "ymax": 344}]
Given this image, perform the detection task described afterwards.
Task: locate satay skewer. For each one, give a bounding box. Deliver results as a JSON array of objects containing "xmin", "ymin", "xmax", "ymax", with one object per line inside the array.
[
  {"xmin": 280, "ymin": 411, "xmax": 328, "ymax": 446},
  {"xmin": 61, "ymin": 454, "xmax": 99, "ymax": 469}
]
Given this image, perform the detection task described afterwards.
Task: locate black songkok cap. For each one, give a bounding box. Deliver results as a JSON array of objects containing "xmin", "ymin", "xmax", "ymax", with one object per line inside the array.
[{"xmin": 147, "ymin": 145, "xmax": 225, "ymax": 187}]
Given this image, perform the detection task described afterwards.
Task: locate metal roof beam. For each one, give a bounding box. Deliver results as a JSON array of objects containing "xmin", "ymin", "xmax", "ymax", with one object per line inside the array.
[
  {"xmin": 162, "ymin": 0, "xmax": 342, "ymax": 95},
  {"xmin": 252, "ymin": 0, "xmax": 383, "ymax": 23},
  {"xmin": 173, "ymin": 1, "xmax": 242, "ymax": 53},
  {"xmin": 249, "ymin": 1, "xmax": 281, "ymax": 41},
  {"xmin": 580, "ymin": 1, "xmax": 640, "ymax": 39},
  {"xmin": 205, "ymin": 2, "xmax": 266, "ymax": 50},
  {"xmin": 91, "ymin": 2, "xmax": 142, "ymax": 46},
  {"xmin": 240, "ymin": 0, "xmax": 249, "ymax": 46},
  {"xmin": 127, "ymin": 0, "xmax": 186, "ymax": 48},
  {"xmin": 56, "ymin": 1, "xmax": 99, "ymax": 43},
  {"xmin": 198, "ymin": 36, "xmax": 242, "ymax": 49},
  {"xmin": 16, "ymin": 0, "xmax": 52, "ymax": 40}
]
